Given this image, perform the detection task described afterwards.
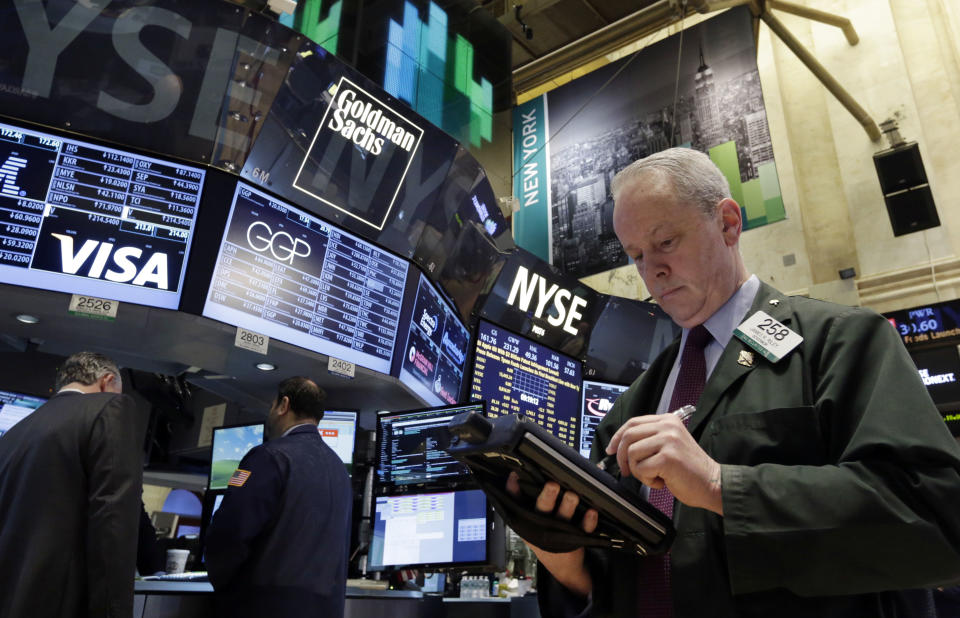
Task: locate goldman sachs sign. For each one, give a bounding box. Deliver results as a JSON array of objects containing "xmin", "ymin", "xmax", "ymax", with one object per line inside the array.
[{"xmin": 293, "ymin": 77, "xmax": 424, "ymax": 231}]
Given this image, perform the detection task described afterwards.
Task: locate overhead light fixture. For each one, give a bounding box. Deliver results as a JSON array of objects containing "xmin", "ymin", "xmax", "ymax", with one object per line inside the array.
[
  {"xmin": 256, "ymin": 362, "xmax": 276, "ymax": 371},
  {"xmin": 15, "ymin": 314, "xmax": 39, "ymax": 324}
]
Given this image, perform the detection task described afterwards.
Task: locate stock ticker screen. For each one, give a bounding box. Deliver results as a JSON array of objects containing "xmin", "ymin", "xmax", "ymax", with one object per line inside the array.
[
  {"xmin": 470, "ymin": 320, "xmax": 582, "ymax": 449},
  {"xmin": 202, "ymin": 182, "xmax": 408, "ymax": 374},
  {"xmin": 376, "ymin": 402, "xmax": 482, "ymax": 489},
  {"xmin": 0, "ymin": 120, "xmax": 204, "ymax": 309}
]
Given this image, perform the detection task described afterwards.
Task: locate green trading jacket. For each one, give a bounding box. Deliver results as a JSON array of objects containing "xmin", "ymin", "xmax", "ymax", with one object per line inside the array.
[{"xmin": 561, "ymin": 282, "xmax": 960, "ymax": 617}]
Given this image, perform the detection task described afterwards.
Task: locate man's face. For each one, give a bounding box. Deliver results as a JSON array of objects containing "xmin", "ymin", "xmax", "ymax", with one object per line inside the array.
[
  {"xmin": 613, "ymin": 176, "xmax": 742, "ymax": 328},
  {"xmin": 266, "ymin": 398, "xmax": 282, "ymax": 439}
]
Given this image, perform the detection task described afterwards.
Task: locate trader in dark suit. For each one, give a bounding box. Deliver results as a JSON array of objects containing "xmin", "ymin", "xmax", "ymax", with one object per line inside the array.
[
  {"xmin": 0, "ymin": 351, "xmax": 142, "ymax": 618},
  {"xmin": 520, "ymin": 148, "xmax": 960, "ymax": 617},
  {"xmin": 205, "ymin": 376, "xmax": 352, "ymax": 618}
]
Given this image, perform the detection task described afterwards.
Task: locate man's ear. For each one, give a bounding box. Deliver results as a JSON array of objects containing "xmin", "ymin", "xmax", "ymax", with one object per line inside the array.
[
  {"xmin": 276, "ymin": 395, "xmax": 291, "ymax": 416},
  {"xmin": 718, "ymin": 198, "xmax": 743, "ymax": 245}
]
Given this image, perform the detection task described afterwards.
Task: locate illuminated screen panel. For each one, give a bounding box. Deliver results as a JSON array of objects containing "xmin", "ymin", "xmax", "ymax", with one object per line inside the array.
[
  {"xmin": 202, "ymin": 182, "xmax": 408, "ymax": 374},
  {"xmin": 368, "ymin": 489, "xmax": 487, "ymax": 569},
  {"xmin": 579, "ymin": 381, "xmax": 629, "ymax": 458},
  {"xmin": 377, "ymin": 402, "xmax": 482, "ymax": 489},
  {"xmin": 318, "ymin": 410, "xmax": 357, "ymax": 473},
  {"xmin": 0, "ymin": 390, "xmax": 46, "ymax": 437},
  {"xmin": 0, "ymin": 120, "xmax": 205, "ymax": 309},
  {"xmin": 209, "ymin": 423, "xmax": 265, "ymax": 490},
  {"xmin": 470, "ymin": 320, "xmax": 581, "ymax": 449},
  {"xmin": 398, "ymin": 272, "xmax": 470, "ymax": 406}
]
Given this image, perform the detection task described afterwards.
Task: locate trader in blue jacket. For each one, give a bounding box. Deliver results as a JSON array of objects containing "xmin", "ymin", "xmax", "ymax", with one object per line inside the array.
[
  {"xmin": 525, "ymin": 148, "xmax": 960, "ymax": 617},
  {"xmin": 206, "ymin": 376, "xmax": 352, "ymax": 618}
]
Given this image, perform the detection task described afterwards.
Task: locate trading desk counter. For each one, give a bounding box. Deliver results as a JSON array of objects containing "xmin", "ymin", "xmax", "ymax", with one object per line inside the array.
[{"xmin": 134, "ymin": 582, "xmax": 539, "ymax": 618}]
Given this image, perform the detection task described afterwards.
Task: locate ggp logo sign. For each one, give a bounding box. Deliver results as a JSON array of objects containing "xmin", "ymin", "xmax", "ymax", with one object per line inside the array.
[{"xmin": 245, "ymin": 221, "xmax": 311, "ymax": 265}]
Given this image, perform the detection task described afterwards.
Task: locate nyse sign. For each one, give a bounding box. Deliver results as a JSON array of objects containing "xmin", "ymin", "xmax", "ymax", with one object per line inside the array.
[{"xmin": 506, "ymin": 265, "xmax": 588, "ymax": 336}]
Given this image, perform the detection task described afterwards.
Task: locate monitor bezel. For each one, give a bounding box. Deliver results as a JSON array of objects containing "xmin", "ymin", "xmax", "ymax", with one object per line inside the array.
[
  {"xmin": 207, "ymin": 421, "xmax": 267, "ymax": 491},
  {"xmin": 467, "ymin": 318, "xmax": 584, "ymax": 448},
  {"xmin": 374, "ymin": 400, "xmax": 486, "ymax": 495},
  {"xmin": 318, "ymin": 409, "xmax": 359, "ymax": 474},
  {"xmin": 365, "ymin": 486, "xmax": 505, "ymax": 573}
]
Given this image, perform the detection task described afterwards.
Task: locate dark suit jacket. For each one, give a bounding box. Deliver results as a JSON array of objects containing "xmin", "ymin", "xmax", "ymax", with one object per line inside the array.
[
  {"xmin": 539, "ymin": 282, "xmax": 960, "ymax": 617},
  {"xmin": 205, "ymin": 423, "xmax": 352, "ymax": 618},
  {"xmin": 0, "ymin": 391, "xmax": 142, "ymax": 618}
]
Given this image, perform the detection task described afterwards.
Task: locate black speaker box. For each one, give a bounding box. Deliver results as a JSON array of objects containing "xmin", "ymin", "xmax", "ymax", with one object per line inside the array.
[
  {"xmin": 874, "ymin": 143, "xmax": 928, "ymax": 194},
  {"xmin": 884, "ymin": 185, "xmax": 939, "ymax": 237},
  {"xmin": 874, "ymin": 143, "xmax": 939, "ymax": 236}
]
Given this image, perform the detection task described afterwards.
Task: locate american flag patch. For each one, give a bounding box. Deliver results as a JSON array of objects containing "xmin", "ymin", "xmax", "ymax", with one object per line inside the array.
[{"xmin": 228, "ymin": 468, "xmax": 251, "ymax": 487}]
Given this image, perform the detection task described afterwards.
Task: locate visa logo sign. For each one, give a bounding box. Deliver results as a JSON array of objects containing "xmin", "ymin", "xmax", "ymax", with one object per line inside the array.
[
  {"xmin": 51, "ymin": 233, "xmax": 169, "ymax": 289},
  {"xmin": 506, "ymin": 265, "xmax": 587, "ymax": 336}
]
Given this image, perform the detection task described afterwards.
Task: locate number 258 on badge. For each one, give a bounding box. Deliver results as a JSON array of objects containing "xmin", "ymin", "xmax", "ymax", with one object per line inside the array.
[{"xmin": 734, "ymin": 310, "xmax": 803, "ymax": 363}]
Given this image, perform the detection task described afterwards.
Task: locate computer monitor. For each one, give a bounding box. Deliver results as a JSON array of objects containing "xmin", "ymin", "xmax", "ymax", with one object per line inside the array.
[
  {"xmin": 0, "ymin": 390, "xmax": 46, "ymax": 437},
  {"xmin": 396, "ymin": 271, "xmax": 471, "ymax": 407},
  {"xmin": 198, "ymin": 490, "xmax": 227, "ymax": 567},
  {"xmin": 469, "ymin": 320, "xmax": 583, "ymax": 449},
  {"xmin": 318, "ymin": 410, "xmax": 357, "ymax": 474},
  {"xmin": 367, "ymin": 488, "xmax": 504, "ymax": 572},
  {"xmin": 208, "ymin": 423, "xmax": 265, "ymax": 490},
  {"xmin": 579, "ymin": 380, "xmax": 630, "ymax": 458},
  {"xmin": 376, "ymin": 402, "xmax": 484, "ymax": 491}
]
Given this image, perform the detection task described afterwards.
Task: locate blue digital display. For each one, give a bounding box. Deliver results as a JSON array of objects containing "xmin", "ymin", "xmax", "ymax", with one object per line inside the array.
[
  {"xmin": 0, "ymin": 120, "xmax": 205, "ymax": 309},
  {"xmin": 203, "ymin": 182, "xmax": 409, "ymax": 374},
  {"xmin": 470, "ymin": 320, "xmax": 582, "ymax": 449},
  {"xmin": 0, "ymin": 390, "xmax": 46, "ymax": 437},
  {"xmin": 368, "ymin": 488, "xmax": 487, "ymax": 569}
]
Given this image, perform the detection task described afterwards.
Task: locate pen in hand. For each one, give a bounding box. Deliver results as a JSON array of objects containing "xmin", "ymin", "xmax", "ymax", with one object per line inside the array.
[{"xmin": 597, "ymin": 405, "xmax": 696, "ymax": 475}]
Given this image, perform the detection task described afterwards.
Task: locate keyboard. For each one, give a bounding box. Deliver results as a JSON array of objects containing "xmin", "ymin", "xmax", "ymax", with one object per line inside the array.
[{"xmin": 141, "ymin": 571, "xmax": 209, "ymax": 582}]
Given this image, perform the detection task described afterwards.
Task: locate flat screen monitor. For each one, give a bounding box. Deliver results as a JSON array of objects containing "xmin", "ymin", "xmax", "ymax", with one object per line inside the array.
[
  {"xmin": 367, "ymin": 488, "xmax": 500, "ymax": 571},
  {"xmin": 209, "ymin": 423, "xmax": 265, "ymax": 490},
  {"xmin": 318, "ymin": 410, "xmax": 357, "ymax": 474},
  {"xmin": 397, "ymin": 271, "xmax": 471, "ymax": 407},
  {"xmin": 579, "ymin": 380, "xmax": 630, "ymax": 458},
  {"xmin": 376, "ymin": 402, "xmax": 483, "ymax": 490},
  {"xmin": 0, "ymin": 119, "xmax": 205, "ymax": 309},
  {"xmin": 202, "ymin": 182, "xmax": 408, "ymax": 374},
  {"xmin": 0, "ymin": 390, "xmax": 46, "ymax": 437},
  {"xmin": 470, "ymin": 320, "xmax": 582, "ymax": 449},
  {"xmin": 909, "ymin": 346, "xmax": 960, "ymax": 406}
]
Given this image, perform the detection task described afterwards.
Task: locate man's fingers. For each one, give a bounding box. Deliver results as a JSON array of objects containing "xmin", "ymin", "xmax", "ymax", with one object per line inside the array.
[
  {"xmin": 582, "ymin": 509, "xmax": 598, "ymax": 534},
  {"xmin": 556, "ymin": 490, "xmax": 580, "ymax": 520},
  {"xmin": 506, "ymin": 471, "xmax": 521, "ymax": 496},
  {"xmin": 536, "ymin": 482, "xmax": 561, "ymax": 513}
]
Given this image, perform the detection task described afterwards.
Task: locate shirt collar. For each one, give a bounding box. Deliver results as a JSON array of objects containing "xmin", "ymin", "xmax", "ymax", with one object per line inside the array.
[
  {"xmin": 679, "ymin": 274, "xmax": 760, "ymax": 349},
  {"xmin": 56, "ymin": 388, "xmax": 85, "ymax": 395},
  {"xmin": 281, "ymin": 422, "xmax": 317, "ymax": 437},
  {"xmin": 701, "ymin": 274, "xmax": 760, "ymax": 348}
]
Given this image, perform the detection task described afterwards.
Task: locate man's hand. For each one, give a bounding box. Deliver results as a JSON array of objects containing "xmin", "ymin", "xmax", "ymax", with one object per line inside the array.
[
  {"xmin": 506, "ymin": 471, "xmax": 597, "ymax": 597},
  {"xmin": 606, "ymin": 414, "xmax": 724, "ymax": 515}
]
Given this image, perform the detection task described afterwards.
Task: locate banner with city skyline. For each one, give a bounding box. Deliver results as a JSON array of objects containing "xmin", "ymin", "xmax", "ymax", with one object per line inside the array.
[{"xmin": 514, "ymin": 6, "xmax": 785, "ymax": 278}]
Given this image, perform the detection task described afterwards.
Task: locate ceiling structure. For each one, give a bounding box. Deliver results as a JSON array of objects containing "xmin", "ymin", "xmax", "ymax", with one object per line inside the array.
[{"xmin": 483, "ymin": 0, "xmax": 880, "ymax": 140}]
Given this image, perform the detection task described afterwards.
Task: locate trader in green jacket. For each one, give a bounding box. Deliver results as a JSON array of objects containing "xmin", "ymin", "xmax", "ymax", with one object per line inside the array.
[{"xmin": 527, "ymin": 148, "xmax": 960, "ymax": 617}]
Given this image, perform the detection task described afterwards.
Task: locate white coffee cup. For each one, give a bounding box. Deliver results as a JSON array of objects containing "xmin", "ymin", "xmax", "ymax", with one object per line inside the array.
[{"xmin": 165, "ymin": 549, "xmax": 190, "ymax": 574}]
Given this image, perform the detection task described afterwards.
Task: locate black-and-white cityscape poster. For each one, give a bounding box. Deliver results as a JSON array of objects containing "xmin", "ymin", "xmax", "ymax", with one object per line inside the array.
[{"xmin": 544, "ymin": 6, "xmax": 784, "ymax": 278}]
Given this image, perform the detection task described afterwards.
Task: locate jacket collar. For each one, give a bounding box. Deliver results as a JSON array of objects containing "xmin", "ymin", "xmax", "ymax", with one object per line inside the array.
[{"xmin": 688, "ymin": 280, "xmax": 793, "ymax": 436}]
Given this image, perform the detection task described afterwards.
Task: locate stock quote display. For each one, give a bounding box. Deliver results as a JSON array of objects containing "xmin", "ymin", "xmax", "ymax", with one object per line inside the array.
[
  {"xmin": 376, "ymin": 403, "xmax": 482, "ymax": 489},
  {"xmin": 202, "ymin": 183, "xmax": 407, "ymax": 374},
  {"xmin": 0, "ymin": 121, "xmax": 204, "ymax": 309},
  {"xmin": 470, "ymin": 320, "xmax": 581, "ymax": 449}
]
